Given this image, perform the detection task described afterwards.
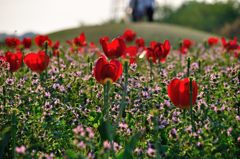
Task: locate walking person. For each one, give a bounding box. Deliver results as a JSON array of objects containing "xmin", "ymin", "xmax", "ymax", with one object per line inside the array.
[
  {"xmin": 144, "ymin": 0, "xmax": 155, "ymax": 22},
  {"xmin": 129, "ymin": 0, "xmax": 145, "ymax": 22}
]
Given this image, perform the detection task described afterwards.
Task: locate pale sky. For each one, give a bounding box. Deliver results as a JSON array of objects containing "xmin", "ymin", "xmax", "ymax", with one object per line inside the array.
[{"xmin": 0, "ymin": 0, "xmax": 225, "ymax": 35}]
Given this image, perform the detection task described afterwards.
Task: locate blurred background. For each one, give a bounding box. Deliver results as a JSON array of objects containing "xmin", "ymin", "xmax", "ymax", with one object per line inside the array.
[{"xmin": 0, "ymin": 0, "xmax": 239, "ymax": 41}]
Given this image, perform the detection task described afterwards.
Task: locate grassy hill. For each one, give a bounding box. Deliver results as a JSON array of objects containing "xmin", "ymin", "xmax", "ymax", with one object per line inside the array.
[{"xmin": 48, "ymin": 22, "xmax": 217, "ymax": 47}]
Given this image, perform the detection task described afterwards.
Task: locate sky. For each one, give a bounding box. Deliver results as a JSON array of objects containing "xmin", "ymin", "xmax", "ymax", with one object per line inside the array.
[{"xmin": 0, "ymin": 0, "xmax": 224, "ymax": 35}]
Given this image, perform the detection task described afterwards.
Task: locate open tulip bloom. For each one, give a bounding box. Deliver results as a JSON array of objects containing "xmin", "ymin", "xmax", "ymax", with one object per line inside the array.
[
  {"xmin": 100, "ymin": 37, "xmax": 126, "ymax": 59},
  {"xmin": 146, "ymin": 40, "xmax": 171, "ymax": 63}
]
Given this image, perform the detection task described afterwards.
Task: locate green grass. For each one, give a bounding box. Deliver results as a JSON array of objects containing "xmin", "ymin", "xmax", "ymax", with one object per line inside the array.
[{"xmin": 48, "ymin": 22, "xmax": 217, "ymax": 47}]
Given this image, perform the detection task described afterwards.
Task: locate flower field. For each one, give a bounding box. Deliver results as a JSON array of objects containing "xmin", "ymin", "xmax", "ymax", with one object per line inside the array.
[{"xmin": 0, "ymin": 29, "xmax": 240, "ymax": 159}]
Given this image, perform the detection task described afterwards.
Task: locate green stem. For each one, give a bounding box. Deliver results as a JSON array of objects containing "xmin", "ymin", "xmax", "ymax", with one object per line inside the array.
[
  {"xmin": 189, "ymin": 77, "xmax": 194, "ymax": 133},
  {"xmin": 179, "ymin": 53, "xmax": 182, "ymax": 69},
  {"xmin": 11, "ymin": 110, "xmax": 17, "ymax": 159},
  {"xmin": 150, "ymin": 59, "xmax": 153, "ymax": 82},
  {"xmin": 119, "ymin": 61, "xmax": 128, "ymax": 118},
  {"xmin": 187, "ymin": 57, "xmax": 191, "ymax": 77},
  {"xmin": 158, "ymin": 61, "xmax": 162, "ymax": 79},
  {"xmin": 153, "ymin": 115, "xmax": 161, "ymax": 159},
  {"xmin": 3, "ymin": 85, "xmax": 6, "ymax": 107},
  {"xmin": 57, "ymin": 54, "xmax": 60, "ymax": 72},
  {"xmin": 198, "ymin": 60, "xmax": 201, "ymax": 74},
  {"xmin": 44, "ymin": 42, "xmax": 48, "ymax": 79},
  {"xmin": 103, "ymin": 81, "xmax": 110, "ymax": 120}
]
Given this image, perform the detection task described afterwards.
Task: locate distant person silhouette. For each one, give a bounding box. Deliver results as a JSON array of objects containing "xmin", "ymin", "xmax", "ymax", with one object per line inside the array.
[
  {"xmin": 129, "ymin": 0, "xmax": 155, "ymax": 22},
  {"xmin": 144, "ymin": 0, "xmax": 155, "ymax": 22},
  {"xmin": 129, "ymin": 0, "xmax": 145, "ymax": 22}
]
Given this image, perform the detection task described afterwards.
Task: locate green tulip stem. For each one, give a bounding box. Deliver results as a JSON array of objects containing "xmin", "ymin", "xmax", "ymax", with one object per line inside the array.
[
  {"xmin": 189, "ymin": 77, "xmax": 194, "ymax": 133},
  {"xmin": 187, "ymin": 57, "xmax": 191, "ymax": 77},
  {"xmin": 103, "ymin": 80, "xmax": 111, "ymax": 120}
]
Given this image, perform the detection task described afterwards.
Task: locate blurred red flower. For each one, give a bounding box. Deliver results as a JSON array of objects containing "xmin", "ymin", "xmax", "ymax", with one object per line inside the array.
[
  {"xmin": 101, "ymin": 37, "xmax": 126, "ymax": 59},
  {"xmin": 5, "ymin": 51, "xmax": 23, "ymax": 72},
  {"xmin": 52, "ymin": 41, "xmax": 60, "ymax": 56},
  {"xmin": 167, "ymin": 78, "xmax": 198, "ymax": 109},
  {"xmin": 74, "ymin": 33, "xmax": 87, "ymax": 47},
  {"xmin": 24, "ymin": 51, "xmax": 50, "ymax": 73},
  {"xmin": 99, "ymin": 36, "xmax": 109, "ymax": 45},
  {"xmin": 22, "ymin": 37, "xmax": 32, "ymax": 49},
  {"xmin": 182, "ymin": 39, "xmax": 193, "ymax": 49},
  {"xmin": 123, "ymin": 29, "xmax": 136, "ymax": 42},
  {"xmin": 94, "ymin": 56, "xmax": 122, "ymax": 85},
  {"xmin": 5, "ymin": 37, "xmax": 21, "ymax": 48},
  {"xmin": 123, "ymin": 46, "xmax": 138, "ymax": 64},
  {"xmin": 146, "ymin": 40, "xmax": 171, "ymax": 63},
  {"xmin": 35, "ymin": 35, "xmax": 52, "ymax": 48},
  {"xmin": 135, "ymin": 37, "xmax": 145, "ymax": 48},
  {"xmin": 208, "ymin": 37, "xmax": 219, "ymax": 46},
  {"xmin": 221, "ymin": 37, "xmax": 238, "ymax": 51}
]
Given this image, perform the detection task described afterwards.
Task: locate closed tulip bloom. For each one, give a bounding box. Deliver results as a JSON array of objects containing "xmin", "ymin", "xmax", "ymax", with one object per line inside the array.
[
  {"xmin": 167, "ymin": 78, "xmax": 198, "ymax": 109},
  {"xmin": 135, "ymin": 37, "xmax": 145, "ymax": 48},
  {"xmin": 22, "ymin": 37, "xmax": 32, "ymax": 49},
  {"xmin": 35, "ymin": 35, "xmax": 52, "ymax": 48},
  {"xmin": 123, "ymin": 29, "xmax": 136, "ymax": 42},
  {"xmin": 182, "ymin": 39, "xmax": 193, "ymax": 49},
  {"xmin": 101, "ymin": 38, "xmax": 126, "ymax": 59},
  {"xmin": 208, "ymin": 37, "xmax": 219, "ymax": 46},
  {"xmin": 94, "ymin": 56, "xmax": 123, "ymax": 85},
  {"xmin": 52, "ymin": 41, "xmax": 60, "ymax": 56},
  {"xmin": 123, "ymin": 46, "xmax": 138, "ymax": 64},
  {"xmin": 5, "ymin": 51, "xmax": 23, "ymax": 72},
  {"xmin": 5, "ymin": 37, "xmax": 21, "ymax": 48},
  {"xmin": 24, "ymin": 51, "xmax": 50, "ymax": 73}
]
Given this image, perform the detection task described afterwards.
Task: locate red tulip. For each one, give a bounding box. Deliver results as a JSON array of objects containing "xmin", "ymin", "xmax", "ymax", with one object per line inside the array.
[
  {"xmin": 146, "ymin": 48, "xmax": 157, "ymax": 63},
  {"xmin": 94, "ymin": 56, "xmax": 122, "ymax": 85},
  {"xmin": 154, "ymin": 40, "xmax": 171, "ymax": 62},
  {"xmin": 24, "ymin": 51, "xmax": 50, "ymax": 73},
  {"xmin": 123, "ymin": 46, "xmax": 138, "ymax": 64},
  {"xmin": 135, "ymin": 37, "xmax": 145, "ymax": 48},
  {"xmin": 182, "ymin": 39, "xmax": 193, "ymax": 49},
  {"xmin": 221, "ymin": 37, "xmax": 238, "ymax": 51},
  {"xmin": 208, "ymin": 37, "xmax": 218, "ymax": 46},
  {"xmin": 22, "ymin": 37, "xmax": 32, "ymax": 49},
  {"xmin": 99, "ymin": 36, "xmax": 109, "ymax": 45},
  {"xmin": 5, "ymin": 37, "xmax": 21, "ymax": 48},
  {"xmin": 167, "ymin": 78, "xmax": 198, "ymax": 109},
  {"xmin": 179, "ymin": 45, "xmax": 188, "ymax": 55},
  {"xmin": 74, "ymin": 32, "xmax": 87, "ymax": 47},
  {"xmin": 101, "ymin": 37, "xmax": 126, "ymax": 59},
  {"xmin": 52, "ymin": 41, "xmax": 60, "ymax": 56},
  {"xmin": 35, "ymin": 35, "xmax": 52, "ymax": 48},
  {"xmin": 5, "ymin": 51, "xmax": 23, "ymax": 72},
  {"xmin": 146, "ymin": 40, "xmax": 171, "ymax": 63},
  {"xmin": 123, "ymin": 29, "xmax": 136, "ymax": 42}
]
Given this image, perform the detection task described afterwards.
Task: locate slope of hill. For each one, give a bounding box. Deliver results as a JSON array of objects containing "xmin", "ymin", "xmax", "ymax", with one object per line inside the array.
[{"xmin": 48, "ymin": 23, "xmax": 217, "ymax": 47}]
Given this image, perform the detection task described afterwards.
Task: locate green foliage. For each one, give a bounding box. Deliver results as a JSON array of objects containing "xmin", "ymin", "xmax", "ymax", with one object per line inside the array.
[{"xmin": 161, "ymin": 1, "xmax": 240, "ymax": 36}]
